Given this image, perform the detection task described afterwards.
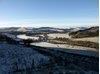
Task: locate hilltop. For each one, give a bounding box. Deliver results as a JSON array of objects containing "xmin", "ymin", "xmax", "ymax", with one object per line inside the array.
[{"xmin": 69, "ymin": 26, "xmax": 99, "ymax": 38}]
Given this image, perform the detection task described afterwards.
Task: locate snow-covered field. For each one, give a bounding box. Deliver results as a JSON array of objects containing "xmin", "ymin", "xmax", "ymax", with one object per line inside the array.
[
  {"xmin": 31, "ymin": 42, "xmax": 98, "ymax": 57},
  {"xmin": 31, "ymin": 42, "xmax": 96, "ymax": 51},
  {"xmin": 0, "ymin": 43, "xmax": 49, "ymax": 74},
  {"xmin": 48, "ymin": 33, "xmax": 71, "ymax": 39},
  {"xmin": 72, "ymin": 37, "xmax": 99, "ymax": 43},
  {"xmin": 17, "ymin": 34, "xmax": 39, "ymax": 40},
  {"xmin": 17, "ymin": 33, "xmax": 99, "ymax": 43},
  {"xmin": 48, "ymin": 33, "xmax": 99, "ymax": 43}
]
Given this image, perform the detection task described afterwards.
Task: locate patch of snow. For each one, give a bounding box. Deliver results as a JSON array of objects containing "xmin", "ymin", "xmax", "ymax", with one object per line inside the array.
[{"xmin": 17, "ymin": 34, "xmax": 39, "ymax": 40}]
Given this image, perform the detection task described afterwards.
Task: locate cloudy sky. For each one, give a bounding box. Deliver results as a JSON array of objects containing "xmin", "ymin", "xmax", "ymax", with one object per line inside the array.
[{"xmin": 0, "ymin": 0, "xmax": 99, "ymax": 28}]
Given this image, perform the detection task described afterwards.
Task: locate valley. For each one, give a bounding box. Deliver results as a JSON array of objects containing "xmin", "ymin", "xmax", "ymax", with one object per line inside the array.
[{"xmin": 0, "ymin": 26, "xmax": 99, "ymax": 74}]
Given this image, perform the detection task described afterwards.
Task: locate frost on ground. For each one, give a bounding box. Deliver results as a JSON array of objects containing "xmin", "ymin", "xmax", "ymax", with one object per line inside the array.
[{"xmin": 0, "ymin": 43, "xmax": 49, "ymax": 74}]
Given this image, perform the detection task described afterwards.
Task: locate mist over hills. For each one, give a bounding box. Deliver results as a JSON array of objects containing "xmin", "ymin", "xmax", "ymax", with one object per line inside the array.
[
  {"xmin": 0, "ymin": 26, "xmax": 96, "ymax": 33},
  {"xmin": 69, "ymin": 26, "xmax": 99, "ymax": 38}
]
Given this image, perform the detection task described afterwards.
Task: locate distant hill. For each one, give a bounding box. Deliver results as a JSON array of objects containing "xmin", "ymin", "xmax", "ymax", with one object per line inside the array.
[
  {"xmin": 0, "ymin": 27, "xmax": 33, "ymax": 33},
  {"xmin": 70, "ymin": 27, "xmax": 87, "ymax": 32},
  {"xmin": 63, "ymin": 27, "xmax": 87, "ymax": 33},
  {"xmin": 69, "ymin": 26, "xmax": 99, "ymax": 38},
  {"xmin": 16, "ymin": 27, "xmax": 28, "ymax": 32},
  {"xmin": 32, "ymin": 27, "xmax": 65, "ymax": 33},
  {"xmin": 0, "ymin": 26, "xmax": 98, "ymax": 35},
  {"xmin": 0, "ymin": 27, "xmax": 65, "ymax": 33},
  {"xmin": 0, "ymin": 27, "xmax": 19, "ymax": 32}
]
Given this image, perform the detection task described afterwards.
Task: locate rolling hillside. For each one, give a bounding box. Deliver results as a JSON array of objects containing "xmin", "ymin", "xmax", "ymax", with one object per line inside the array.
[{"xmin": 69, "ymin": 26, "xmax": 99, "ymax": 38}]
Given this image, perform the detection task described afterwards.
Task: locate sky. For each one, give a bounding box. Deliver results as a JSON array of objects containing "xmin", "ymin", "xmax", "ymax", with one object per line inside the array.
[{"xmin": 0, "ymin": 0, "xmax": 99, "ymax": 28}]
